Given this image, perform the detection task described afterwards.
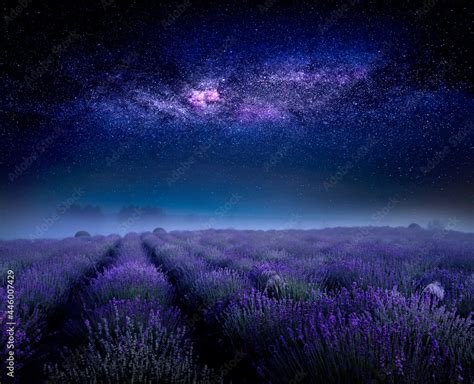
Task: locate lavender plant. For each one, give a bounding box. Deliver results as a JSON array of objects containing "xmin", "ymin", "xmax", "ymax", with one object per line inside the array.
[
  {"xmin": 46, "ymin": 301, "xmax": 217, "ymax": 383},
  {"xmin": 1, "ymin": 227, "xmax": 472, "ymax": 383},
  {"xmin": 86, "ymin": 261, "xmax": 174, "ymax": 307}
]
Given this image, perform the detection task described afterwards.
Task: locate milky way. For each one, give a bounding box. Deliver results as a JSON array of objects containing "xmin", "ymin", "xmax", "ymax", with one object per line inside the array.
[{"xmin": 0, "ymin": 1, "xmax": 472, "ymax": 236}]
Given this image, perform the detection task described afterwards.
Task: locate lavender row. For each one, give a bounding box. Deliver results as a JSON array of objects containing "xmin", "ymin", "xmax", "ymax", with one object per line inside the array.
[
  {"xmin": 46, "ymin": 233, "xmax": 216, "ymax": 383},
  {"xmin": 149, "ymin": 229, "xmax": 473, "ymax": 383},
  {"xmin": 143, "ymin": 233, "xmax": 252, "ymax": 317},
  {"xmin": 179, "ymin": 229, "xmax": 473, "ymax": 311},
  {"xmin": 0, "ymin": 237, "xmax": 114, "ymax": 285},
  {"xmin": 143, "ymin": 233, "xmax": 255, "ymax": 381},
  {"xmin": 1, "ymin": 227, "xmax": 472, "ymax": 383},
  {"xmin": 0, "ymin": 234, "xmax": 120, "ymax": 378}
]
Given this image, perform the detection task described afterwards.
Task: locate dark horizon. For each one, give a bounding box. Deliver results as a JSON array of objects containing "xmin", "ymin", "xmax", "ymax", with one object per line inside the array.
[{"xmin": 1, "ymin": 206, "xmax": 472, "ymax": 240}]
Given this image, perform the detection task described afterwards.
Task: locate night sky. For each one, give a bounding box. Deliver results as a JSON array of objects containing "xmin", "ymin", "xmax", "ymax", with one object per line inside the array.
[{"xmin": 0, "ymin": 1, "xmax": 473, "ymax": 237}]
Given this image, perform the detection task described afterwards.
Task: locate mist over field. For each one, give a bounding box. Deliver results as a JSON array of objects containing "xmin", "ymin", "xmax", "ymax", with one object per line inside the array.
[
  {"xmin": 1, "ymin": 0, "xmax": 472, "ymax": 383},
  {"xmin": 2, "ymin": 208, "xmax": 473, "ymax": 240}
]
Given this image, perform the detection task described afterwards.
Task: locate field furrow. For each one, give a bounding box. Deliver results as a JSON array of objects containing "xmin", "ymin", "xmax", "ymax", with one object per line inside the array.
[
  {"xmin": 0, "ymin": 234, "xmax": 120, "ymax": 381},
  {"xmin": 45, "ymin": 233, "xmax": 217, "ymax": 384},
  {"xmin": 1, "ymin": 228, "xmax": 473, "ymax": 383}
]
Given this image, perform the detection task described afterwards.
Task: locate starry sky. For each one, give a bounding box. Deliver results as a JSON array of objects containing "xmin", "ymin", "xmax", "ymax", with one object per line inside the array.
[{"xmin": 0, "ymin": 1, "xmax": 473, "ymax": 237}]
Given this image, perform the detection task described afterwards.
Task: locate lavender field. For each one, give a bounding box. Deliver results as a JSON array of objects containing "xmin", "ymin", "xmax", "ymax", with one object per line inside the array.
[{"xmin": 0, "ymin": 227, "xmax": 472, "ymax": 383}]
